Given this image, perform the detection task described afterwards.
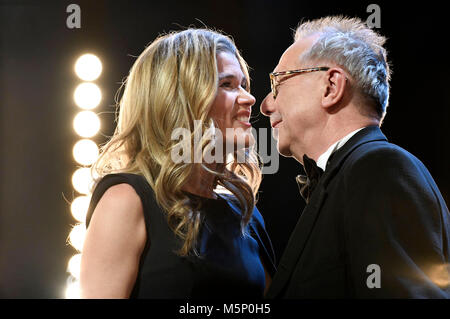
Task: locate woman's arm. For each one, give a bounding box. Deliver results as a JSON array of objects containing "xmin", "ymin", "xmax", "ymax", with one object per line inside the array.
[{"xmin": 80, "ymin": 183, "xmax": 147, "ymax": 298}]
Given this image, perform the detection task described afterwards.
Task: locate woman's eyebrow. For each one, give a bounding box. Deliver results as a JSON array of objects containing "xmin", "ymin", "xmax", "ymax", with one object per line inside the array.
[
  {"xmin": 218, "ymin": 73, "xmax": 247, "ymax": 84},
  {"xmin": 218, "ymin": 73, "xmax": 236, "ymax": 81}
]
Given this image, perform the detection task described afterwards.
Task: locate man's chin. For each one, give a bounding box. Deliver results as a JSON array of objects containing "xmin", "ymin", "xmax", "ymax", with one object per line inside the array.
[{"xmin": 276, "ymin": 142, "xmax": 293, "ymax": 158}]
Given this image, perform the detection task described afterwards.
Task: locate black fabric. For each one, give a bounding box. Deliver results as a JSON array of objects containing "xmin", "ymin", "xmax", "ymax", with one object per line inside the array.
[
  {"xmin": 267, "ymin": 126, "xmax": 450, "ymax": 298},
  {"xmin": 85, "ymin": 173, "xmax": 276, "ymax": 299}
]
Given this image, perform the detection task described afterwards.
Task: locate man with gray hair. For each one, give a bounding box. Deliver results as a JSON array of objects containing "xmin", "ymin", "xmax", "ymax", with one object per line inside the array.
[{"xmin": 261, "ymin": 16, "xmax": 450, "ymax": 298}]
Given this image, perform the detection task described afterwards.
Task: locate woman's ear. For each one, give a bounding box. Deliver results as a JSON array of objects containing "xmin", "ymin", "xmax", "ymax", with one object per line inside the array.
[{"xmin": 321, "ymin": 68, "xmax": 348, "ymax": 110}]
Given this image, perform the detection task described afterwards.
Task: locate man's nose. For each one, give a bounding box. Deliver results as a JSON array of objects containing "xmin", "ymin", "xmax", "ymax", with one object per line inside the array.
[{"xmin": 260, "ymin": 92, "xmax": 274, "ymax": 116}]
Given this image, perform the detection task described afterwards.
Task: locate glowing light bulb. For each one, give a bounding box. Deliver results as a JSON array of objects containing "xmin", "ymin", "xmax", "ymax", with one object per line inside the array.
[
  {"xmin": 69, "ymin": 223, "xmax": 86, "ymax": 252},
  {"xmin": 73, "ymin": 139, "xmax": 99, "ymax": 166},
  {"xmin": 73, "ymin": 111, "xmax": 100, "ymax": 138},
  {"xmin": 67, "ymin": 254, "xmax": 82, "ymax": 279},
  {"xmin": 72, "ymin": 167, "xmax": 94, "ymax": 194},
  {"xmin": 65, "ymin": 278, "xmax": 81, "ymax": 299},
  {"xmin": 71, "ymin": 195, "xmax": 91, "ymax": 223},
  {"xmin": 74, "ymin": 82, "xmax": 102, "ymax": 109},
  {"xmin": 74, "ymin": 53, "xmax": 102, "ymax": 81}
]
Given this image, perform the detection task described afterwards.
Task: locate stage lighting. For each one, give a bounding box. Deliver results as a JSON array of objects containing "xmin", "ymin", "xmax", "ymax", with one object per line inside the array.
[
  {"xmin": 74, "ymin": 82, "xmax": 102, "ymax": 109},
  {"xmin": 73, "ymin": 111, "xmax": 100, "ymax": 138},
  {"xmin": 71, "ymin": 195, "xmax": 90, "ymax": 223},
  {"xmin": 69, "ymin": 223, "xmax": 86, "ymax": 252},
  {"xmin": 68, "ymin": 254, "xmax": 82, "ymax": 279},
  {"xmin": 72, "ymin": 167, "xmax": 94, "ymax": 194},
  {"xmin": 67, "ymin": 52, "xmax": 103, "ymax": 298},
  {"xmin": 75, "ymin": 53, "xmax": 102, "ymax": 81},
  {"xmin": 73, "ymin": 139, "xmax": 99, "ymax": 166}
]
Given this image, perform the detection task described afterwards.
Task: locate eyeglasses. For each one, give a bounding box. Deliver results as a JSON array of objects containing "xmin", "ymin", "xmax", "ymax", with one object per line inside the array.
[{"xmin": 269, "ymin": 67, "xmax": 330, "ymax": 99}]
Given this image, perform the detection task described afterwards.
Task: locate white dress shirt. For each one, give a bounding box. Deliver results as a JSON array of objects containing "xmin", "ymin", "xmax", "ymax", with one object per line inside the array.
[{"xmin": 316, "ymin": 127, "xmax": 366, "ymax": 171}]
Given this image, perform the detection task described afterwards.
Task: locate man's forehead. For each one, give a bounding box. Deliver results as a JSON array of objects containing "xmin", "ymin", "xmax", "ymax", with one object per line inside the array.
[
  {"xmin": 276, "ymin": 43, "xmax": 299, "ymax": 71},
  {"xmin": 275, "ymin": 34, "xmax": 319, "ymax": 72}
]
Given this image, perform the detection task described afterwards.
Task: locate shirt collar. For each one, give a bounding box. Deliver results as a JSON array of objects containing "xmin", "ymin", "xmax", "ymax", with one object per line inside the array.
[{"xmin": 316, "ymin": 127, "xmax": 366, "ymax": 171}]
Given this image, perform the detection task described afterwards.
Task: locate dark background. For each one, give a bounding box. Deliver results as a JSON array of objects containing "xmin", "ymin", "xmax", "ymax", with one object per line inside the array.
[{"xmin": 1, "ymin": 0, "xmax": 448, "ymax": 298}]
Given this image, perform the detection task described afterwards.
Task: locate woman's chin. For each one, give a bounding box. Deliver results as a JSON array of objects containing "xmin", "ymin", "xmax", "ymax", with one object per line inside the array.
[{"xmin": 221, "ymin": 132, "xmax": 254, "ymax": 155}]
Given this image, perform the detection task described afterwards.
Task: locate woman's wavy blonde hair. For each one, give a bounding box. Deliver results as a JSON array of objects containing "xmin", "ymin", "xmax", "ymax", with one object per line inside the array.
[{"xmin": 91, "ymin": 29, "xmax": 262, "ymax": 256}]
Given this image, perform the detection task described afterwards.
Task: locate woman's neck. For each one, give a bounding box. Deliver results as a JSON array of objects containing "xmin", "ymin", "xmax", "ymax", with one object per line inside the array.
[{"xmin": 182, "ymin": 163, "xmax": 219, "ymax": 199}]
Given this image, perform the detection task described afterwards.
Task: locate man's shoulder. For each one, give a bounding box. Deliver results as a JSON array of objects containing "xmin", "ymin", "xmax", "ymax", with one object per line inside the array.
[
  {"xmin": 335, "ymin": 139, "xmax": 432, "ymax": 188},
  {"xmin": 345, "ymin": 139, "xmax": 422, "ymax": 170},
  {"xmin": 332, "ymin": 139, "xmax": 438, "ymax": 207}
]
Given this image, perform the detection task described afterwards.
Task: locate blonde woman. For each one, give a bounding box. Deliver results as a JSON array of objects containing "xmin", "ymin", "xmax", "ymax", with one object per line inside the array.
[{"xmin": 80, "ymin": 29, "xmax": 276, "ymax": 298}]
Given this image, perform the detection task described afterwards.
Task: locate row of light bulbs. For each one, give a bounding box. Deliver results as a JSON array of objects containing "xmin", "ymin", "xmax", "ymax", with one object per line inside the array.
[{"xmin": 65, "ymin": 53, "xmax": 103, "ymax": 298}]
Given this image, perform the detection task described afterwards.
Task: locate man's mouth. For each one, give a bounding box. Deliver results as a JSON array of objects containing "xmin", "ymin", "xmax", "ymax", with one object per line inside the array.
[{"xmin": 271, "ymin": 119, "xmax": 282, "ymax": 128}]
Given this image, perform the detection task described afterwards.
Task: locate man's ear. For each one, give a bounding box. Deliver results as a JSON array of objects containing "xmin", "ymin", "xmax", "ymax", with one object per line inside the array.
[{"xmin": 321, "ymin": 68, "xmax": 347, "ymax": 109}]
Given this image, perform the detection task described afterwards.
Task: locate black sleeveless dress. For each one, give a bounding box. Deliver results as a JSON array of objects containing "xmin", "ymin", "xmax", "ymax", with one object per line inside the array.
[{"xmin": 85, "ymin": 173, "xmax": 276, "ymax": 298}]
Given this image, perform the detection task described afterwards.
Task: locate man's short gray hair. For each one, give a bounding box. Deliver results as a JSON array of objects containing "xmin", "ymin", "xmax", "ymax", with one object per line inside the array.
[{"xmin": 295, "ymin": 16, "xmax": 391, "ymax": 120}]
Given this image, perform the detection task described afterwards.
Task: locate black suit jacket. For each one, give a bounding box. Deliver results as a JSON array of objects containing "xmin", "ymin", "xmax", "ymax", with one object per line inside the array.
[{"xmin": 267, "ymin": 126, "xmax": 450, "ymax": 298}]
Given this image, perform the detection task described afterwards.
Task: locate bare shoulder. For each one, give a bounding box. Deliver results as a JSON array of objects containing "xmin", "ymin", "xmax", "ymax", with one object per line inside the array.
[
  {"xmin": 85, "ymin": 183, "xmax": 146, "ymax": 251},
  {"xmin": 94, "ymin": 183, "xmax": 144, "ymax": 222},
  {"xmin": 98, "ymin": 183, "xmax": 142, "ymax": 207}
]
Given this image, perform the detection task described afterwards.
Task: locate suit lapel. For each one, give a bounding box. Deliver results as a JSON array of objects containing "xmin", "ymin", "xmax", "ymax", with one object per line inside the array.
[
  {"xmin": 266, "ymin": 185, "xmax": 327, "ymax": 297},
  {"xmin": 267, "ymin": 126, "xmax": 388, "ymax": 298}
]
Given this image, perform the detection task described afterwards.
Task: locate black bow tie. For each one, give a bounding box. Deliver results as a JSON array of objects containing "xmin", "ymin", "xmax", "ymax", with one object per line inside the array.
[{"xmin": 296, "ymin": 154, "xmax": 324, "ymax": 203}]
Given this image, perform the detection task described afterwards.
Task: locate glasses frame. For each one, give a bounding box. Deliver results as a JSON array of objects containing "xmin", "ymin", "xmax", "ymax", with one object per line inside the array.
[{"xmin": 269, "ymin": 66, "xmax": 330, "ymax": 99}]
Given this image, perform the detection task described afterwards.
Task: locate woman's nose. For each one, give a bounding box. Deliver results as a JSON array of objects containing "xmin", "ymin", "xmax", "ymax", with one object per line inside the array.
[{"xmin": 238, "ymin": 88, "xmax": 256, "ymax": 107}]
